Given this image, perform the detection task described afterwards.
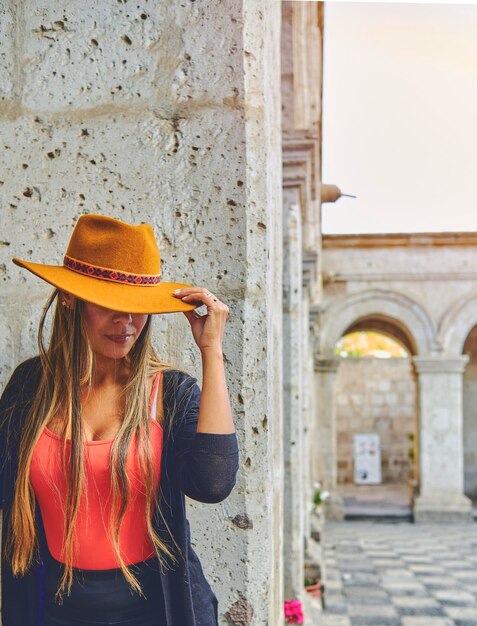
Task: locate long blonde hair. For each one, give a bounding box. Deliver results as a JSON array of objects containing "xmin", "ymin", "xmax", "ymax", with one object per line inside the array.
[{"xmin": 7, "ymin": 289, "xmax": 183, "ymax": 600}]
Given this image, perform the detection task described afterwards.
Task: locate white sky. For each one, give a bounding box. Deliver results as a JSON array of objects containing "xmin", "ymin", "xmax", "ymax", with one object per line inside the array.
[{"xmin": 321, "ymin": 1, "xmax": 477, "ymax": 234}]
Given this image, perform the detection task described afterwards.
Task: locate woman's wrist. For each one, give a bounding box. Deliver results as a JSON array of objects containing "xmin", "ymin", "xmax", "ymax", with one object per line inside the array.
[{"xmin": 200, "ymin": 346, "xmax": 224, "ymax": 359}]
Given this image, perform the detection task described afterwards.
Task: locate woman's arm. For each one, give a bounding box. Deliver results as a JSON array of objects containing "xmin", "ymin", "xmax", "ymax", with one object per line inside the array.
[
  {"xmin": 170, "ymin": 287, "xmax": 239, "ymax": 502},
  {"xmin": 173, "ymin": 286, "xmax": 235, "ymax": 435},
  {"xmin": 196, "ymin": 348, "xmax": 234, "ymax": 434}
]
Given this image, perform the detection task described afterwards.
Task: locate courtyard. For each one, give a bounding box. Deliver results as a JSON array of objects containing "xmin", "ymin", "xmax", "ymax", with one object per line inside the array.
[{"xmin": 321, "ymin": 520, "xmax": 477, "ymax": 626}]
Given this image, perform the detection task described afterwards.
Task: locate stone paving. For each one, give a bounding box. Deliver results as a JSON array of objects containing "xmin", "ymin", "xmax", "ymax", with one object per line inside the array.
[{"xmin": 321, "ymin": 521, "xmax": 477, "ymax": 626}]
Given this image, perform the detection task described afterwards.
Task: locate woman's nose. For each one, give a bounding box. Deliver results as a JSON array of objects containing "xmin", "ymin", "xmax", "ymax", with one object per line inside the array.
[{"xmin": 112, "ymin": 311, "xmax": 133, "ymax": 323}]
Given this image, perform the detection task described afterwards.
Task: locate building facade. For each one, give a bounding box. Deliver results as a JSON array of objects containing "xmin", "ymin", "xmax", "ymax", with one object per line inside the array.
[{"xmin": 320, "ymin": 232, "xmax": 477, "ymax": 523}]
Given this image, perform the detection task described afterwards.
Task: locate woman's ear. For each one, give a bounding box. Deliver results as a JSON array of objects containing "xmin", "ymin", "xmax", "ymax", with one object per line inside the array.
[{"xmin": 59, "ymin": 290, "xmax": 77, "ymax": 310}]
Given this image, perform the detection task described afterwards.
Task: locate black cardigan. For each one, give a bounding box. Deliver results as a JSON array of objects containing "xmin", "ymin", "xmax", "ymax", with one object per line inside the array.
[{"xmin": 0, "ymin": 356, "xmax": 240, "ymax": 626}]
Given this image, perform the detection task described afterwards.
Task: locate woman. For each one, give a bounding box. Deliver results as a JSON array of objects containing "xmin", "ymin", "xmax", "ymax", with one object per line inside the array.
[{"xmin": 0, "ymin": 213, "xmax": 239, "ymax": 626}]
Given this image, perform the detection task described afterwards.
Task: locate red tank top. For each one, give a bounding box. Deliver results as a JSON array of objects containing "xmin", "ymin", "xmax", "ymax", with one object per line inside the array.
[{"xmin": 29, "ymin": 372, "xmax": 163, "ymax": 570}]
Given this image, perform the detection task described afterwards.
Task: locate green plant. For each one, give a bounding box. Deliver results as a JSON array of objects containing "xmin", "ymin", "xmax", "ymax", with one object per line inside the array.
[
  {"xmin": 312, "ymin": 482, "xmax": 330, "ymax": 508},
  {"xmin": 407, "ymin": 432, "xmax": 415, "ymax": 462}
]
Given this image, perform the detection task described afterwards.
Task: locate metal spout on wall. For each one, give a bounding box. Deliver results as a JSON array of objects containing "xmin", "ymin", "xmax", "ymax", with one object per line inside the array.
[{"xmin": 320, "ymin": 183, "xmax": 356, "ymax": 203}]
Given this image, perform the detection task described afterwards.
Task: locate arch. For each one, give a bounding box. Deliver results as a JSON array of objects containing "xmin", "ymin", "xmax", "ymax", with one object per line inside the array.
[
  {"xmin": 344, "ymin": 316, "xmax": 413, "ymax": 355},
  {"xmin": 439, "ymin": 290, "xmax": 477, "ymax": 355},
  {"xmin": 319, "ymin": 289, "xmax": 438, "ymax": 357}
]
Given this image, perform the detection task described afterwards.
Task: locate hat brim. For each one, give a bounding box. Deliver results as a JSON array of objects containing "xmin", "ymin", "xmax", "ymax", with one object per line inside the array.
[{"xmin": 12, "ymin": 258, "xmax": 200, "ymax": 314}]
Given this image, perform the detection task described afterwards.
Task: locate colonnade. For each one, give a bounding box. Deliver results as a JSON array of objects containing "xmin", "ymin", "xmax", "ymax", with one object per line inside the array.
[{"xmin": 314, "ymin": 351, "xmax": 473, "ymax": 522}]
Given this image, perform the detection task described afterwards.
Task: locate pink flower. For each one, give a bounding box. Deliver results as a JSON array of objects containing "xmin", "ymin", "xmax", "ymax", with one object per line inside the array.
[{"xmin": 284, "ymin": 599, "xmax": 304, "ymax": 624}]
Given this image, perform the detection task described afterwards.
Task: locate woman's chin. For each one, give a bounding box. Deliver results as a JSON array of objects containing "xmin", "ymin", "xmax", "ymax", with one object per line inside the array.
[{"xmin": 94, "ymin": 344, "xmax": 133, "ymax": 361}]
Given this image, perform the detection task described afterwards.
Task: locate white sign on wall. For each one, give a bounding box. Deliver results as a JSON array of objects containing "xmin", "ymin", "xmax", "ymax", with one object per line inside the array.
[{"xmin": 354, "ymin": 433, "xmax": 382, "ymax": 485}]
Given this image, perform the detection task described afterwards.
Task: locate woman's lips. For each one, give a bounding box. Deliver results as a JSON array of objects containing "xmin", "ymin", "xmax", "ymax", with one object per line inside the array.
[{"xmin": 105, "ymin": 334, "xmax": 133, "ymax": 344}]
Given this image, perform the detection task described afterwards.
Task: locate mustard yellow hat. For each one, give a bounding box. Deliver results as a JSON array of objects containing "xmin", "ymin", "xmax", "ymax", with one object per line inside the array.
[{"xmin": 12, "ymin": 214, "xmax": 198, "ymax": 314}]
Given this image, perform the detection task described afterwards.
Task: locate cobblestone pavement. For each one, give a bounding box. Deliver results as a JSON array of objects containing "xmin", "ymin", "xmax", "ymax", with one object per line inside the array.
[{"xmin": 321, "ymin": 521, "xmax": 477, "ymax": 626}]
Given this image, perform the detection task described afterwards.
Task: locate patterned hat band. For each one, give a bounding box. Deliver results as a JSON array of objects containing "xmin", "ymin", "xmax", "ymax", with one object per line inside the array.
[{"xmin": 63, "ymin": 255, "xmax": 162, "ymax": 286}]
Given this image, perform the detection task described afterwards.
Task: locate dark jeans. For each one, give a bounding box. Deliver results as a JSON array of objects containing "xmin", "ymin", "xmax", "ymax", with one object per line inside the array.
[{"xmin": 41, "ymin": 549, "xmax": 166, "ymax": 626}]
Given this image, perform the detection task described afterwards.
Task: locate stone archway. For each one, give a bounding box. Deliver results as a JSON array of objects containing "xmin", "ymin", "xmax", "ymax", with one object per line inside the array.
[
  {"xmin": 333, "ymin": 321, "xmax": 418, "ymax": 504},
  {"xmin": 316, "ymin": 289, "xmax": 433, "ymax": 519},
  {"xmin": 440, "ymin": 292, "xmax": 477, "ymax": 508},
  {"xmin": 316, "ymin": 288, "xmax": 472, "ymax": 522},
  {"xmin": 319, "ymin": 288, "xmax": 437, "ymax": 357},
  {"xmin": 438, "ymin": 292, "xmax": 477, "ymax": 516},
  {"xmin": 463, "ymin": 326, "xmax": 477, "ymax": 501},
  {"xmin": 439, "ymin": 289, "xmax": 477, "ymax": 354}
]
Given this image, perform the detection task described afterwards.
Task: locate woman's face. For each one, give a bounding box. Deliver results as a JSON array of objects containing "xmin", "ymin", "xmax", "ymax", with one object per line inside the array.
[{"xmin": 81, "ymin": 301, "xmax": 148, "ymax": 361}]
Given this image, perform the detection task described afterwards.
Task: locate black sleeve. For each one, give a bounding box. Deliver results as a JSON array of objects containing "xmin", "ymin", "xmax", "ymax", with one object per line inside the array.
[
  {"xmin": 0, "ymin": 369, "xmax": 17, "ymax": 507},
  {"xmin": 171, "ymin": 374, "xmax": 240, "ymax": 504},
  {"xmin": 0, "ymin": 357, "xmax": 41, "ymax": 507}
]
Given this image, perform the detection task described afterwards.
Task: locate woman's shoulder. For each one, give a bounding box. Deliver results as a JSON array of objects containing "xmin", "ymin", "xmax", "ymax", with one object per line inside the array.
[
  {"xmin": 11, "ymin": 355, "xmax": 41, "ymax": 379},
  {"xmin": 162, "ymin": 368, "xmax": 198, "ymax": 386},
  {"xmin": 0, "ymin": 356, "xmax": 42, "ymax": 434},
  {"xmin": 1, "ymin": 355, "xmax": 42, "ymax": 400},
  {"xmin": 162, "ymin": 368, "xmax": 201, "ymax": 411}
]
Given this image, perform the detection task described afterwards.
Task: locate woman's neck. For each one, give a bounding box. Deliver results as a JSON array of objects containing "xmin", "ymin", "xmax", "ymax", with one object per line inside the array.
[{"xmin": 90, "ymin": 355, "xmax": 130, "ymax": 388}]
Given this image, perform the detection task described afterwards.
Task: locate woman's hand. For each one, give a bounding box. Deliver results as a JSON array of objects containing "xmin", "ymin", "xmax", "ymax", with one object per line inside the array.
[
  {"xmin": 173, "ymin": 287, "xmax": 229, "ymax": 353},
  {"xmin": 174, "ymin": 287, "xmax": 235, "ymax": 435}
]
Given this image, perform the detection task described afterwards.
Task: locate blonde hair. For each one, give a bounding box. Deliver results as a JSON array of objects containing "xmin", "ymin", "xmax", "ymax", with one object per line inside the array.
[{"xmin": 7, "ymin": 289, "xmax": 184, "ymax": 601}]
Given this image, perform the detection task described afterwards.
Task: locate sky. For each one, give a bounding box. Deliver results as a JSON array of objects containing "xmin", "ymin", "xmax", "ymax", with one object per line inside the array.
[{"xmin": 321, "ymin": 1, "xmax": 477, "ymax": 234}]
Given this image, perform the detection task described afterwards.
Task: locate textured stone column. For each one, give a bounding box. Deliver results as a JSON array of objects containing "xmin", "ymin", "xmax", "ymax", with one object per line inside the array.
[
  {"xmin": 0, "ymin": 1, "xmax": 284, "ymax": 623},
  {"xmin": 282, "ymin": 201, "xmax": 305, "ymax": 602},
  {"xmin": 413, "ymin": 356, "xmax": 472, "ymax": 522},
  {"xmin": 302, "ymin": 294, "xmax": 313, "ymax": 551},
  {"xmin": 314, "ymin": 357, "xmax": 344, "ymax": 520}
]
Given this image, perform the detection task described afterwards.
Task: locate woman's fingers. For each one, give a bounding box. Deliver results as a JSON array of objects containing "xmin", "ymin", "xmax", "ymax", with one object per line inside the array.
[
  {"xmin": 174, "ymin": 287, "xmax": 214, "ymax": 301},
  {"xmin": 176, "ymin": 288, "xmax": 229, "ymax": 351},
  {"xmin": 173, "ymin": 288, "xmax": 229, "ymax": 314}
]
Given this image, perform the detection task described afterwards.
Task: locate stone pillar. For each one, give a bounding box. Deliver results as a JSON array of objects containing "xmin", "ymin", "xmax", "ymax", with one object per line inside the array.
[
  {"xmin": 0, "ymin": 1, "xmax": 284, "ymax": 623},
  {"xmin": 282, "ymin": 201, "xmax": 305, "ymax": 602},
  {"xmin": 314, "ymin": 357, "xmax": 344, "ymax": 520},
  {"xmin": 302, "ymin": 294, "xmax": 313, "ymax": 551},
  {"xmin": 413, "ymin": 356, "xmax": 472, "ymax": 522}
]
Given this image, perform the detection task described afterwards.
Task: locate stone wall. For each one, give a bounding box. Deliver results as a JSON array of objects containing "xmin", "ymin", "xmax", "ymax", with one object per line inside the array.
[
  {"xmin": 0, "ymin": 1, "xmax": 284, "ymax": 624},
  {"xmin": 335, "ymin": 357, "xmax": 416, "ymax": 484}
]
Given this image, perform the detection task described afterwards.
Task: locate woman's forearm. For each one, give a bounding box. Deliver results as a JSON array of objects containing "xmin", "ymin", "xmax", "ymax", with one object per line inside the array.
[{"xmin": 196, "ymin": 348, "xmax": 235, "ymax": 434}]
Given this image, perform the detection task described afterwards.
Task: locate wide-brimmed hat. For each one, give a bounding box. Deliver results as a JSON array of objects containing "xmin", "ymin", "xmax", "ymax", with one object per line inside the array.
[{"xmin": 12, "ymin": 214, "xmax": 198, "ymax": 314}]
